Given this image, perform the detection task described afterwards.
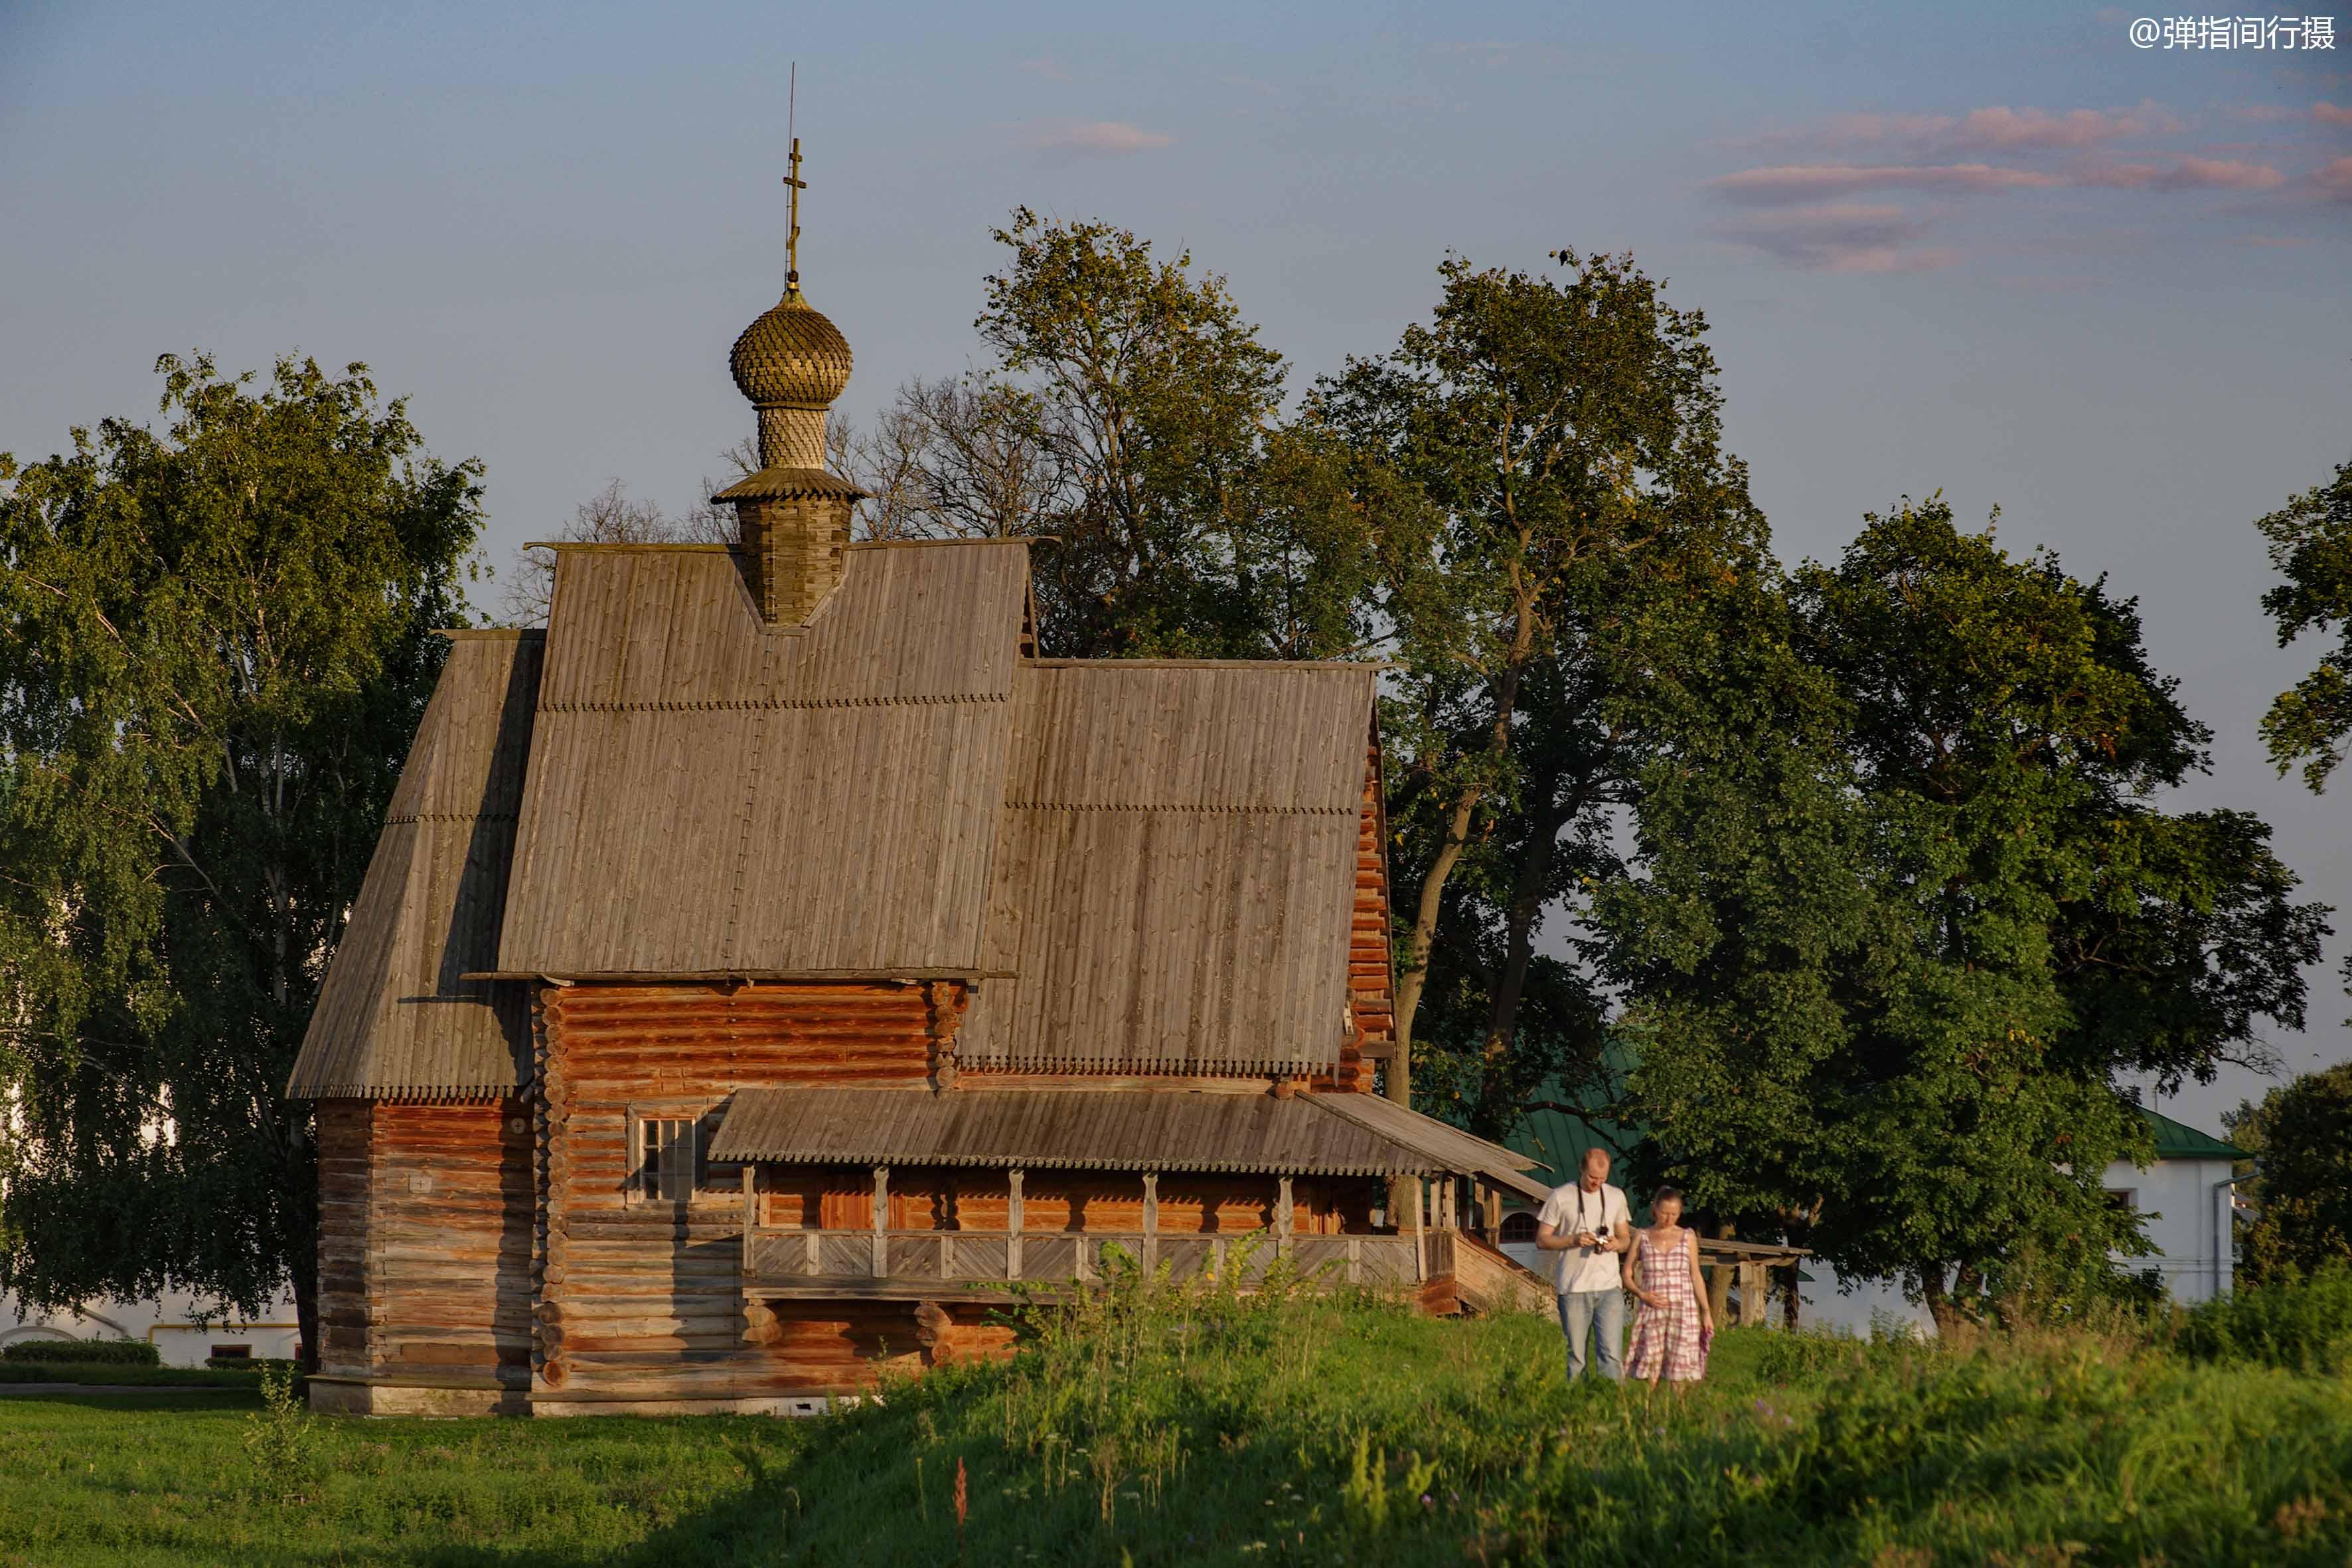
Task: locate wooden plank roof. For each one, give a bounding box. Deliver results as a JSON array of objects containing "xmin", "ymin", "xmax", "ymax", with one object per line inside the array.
[
  {"xmin": 495, "ymin": 542, "xmax": 1028, "ymax": 975},
  {"xmin": 708, "ymin": 1085, "xmax": 1549, "ymax": 1194},
  {"xmin": 285, "ymin": 632, "xmax": 540, "ymax": 1099},
  {"xmin": 293, "ymin": 538, "xmax": 1385, "ymax": 1093},
  {"xmin": 960, "ymin": 661, "xmax": 1374, "ymax": 1077}
]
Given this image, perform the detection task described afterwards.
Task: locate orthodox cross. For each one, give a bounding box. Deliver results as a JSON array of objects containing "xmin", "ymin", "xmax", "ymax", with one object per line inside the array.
[
  {"xmin": 781, "ymin": 137, "xmax": 805, "ymax": 289},
  {"xmin": 781, "ymin": 62, "xmax": 803, "ymax": 289}
]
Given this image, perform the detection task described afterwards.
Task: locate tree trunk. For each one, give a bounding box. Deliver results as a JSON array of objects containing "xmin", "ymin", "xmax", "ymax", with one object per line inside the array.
[
  {"xmin": 1469, "ymin": 767, "xmax": 1573, "ymax": 1133},
  {"xmin": 1779, "ymin": 1265, "xmax": 1802, "ymax": 1331},
  {"xmin": 1919, "ymin": 1266, "xmax": 1958, "ymax": 1338},
  {"xmin": 1706, "ymin": 1219, "xmax": 1737, "ymax": 1326},
  {"xmin": 1387, "ymin": 783, "xmax": 1482, "ymax": 1105}
]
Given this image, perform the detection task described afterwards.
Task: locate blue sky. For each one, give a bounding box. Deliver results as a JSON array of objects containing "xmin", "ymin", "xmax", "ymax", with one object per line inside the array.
[{"xmin": 3, "ymin": 1, "xmax": 2347, "ymax": 1129}]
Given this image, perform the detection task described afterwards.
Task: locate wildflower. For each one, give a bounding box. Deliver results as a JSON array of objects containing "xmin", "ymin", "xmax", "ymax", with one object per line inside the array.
[{"xmin": 1421, "ymin": 1494, "xmax": 1435, "ymax": 1509}]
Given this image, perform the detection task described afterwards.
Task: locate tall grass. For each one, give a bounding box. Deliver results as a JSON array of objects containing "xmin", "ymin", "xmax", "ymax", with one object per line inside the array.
[{"xmin": 3, "ymin": 1271, "xmax": 2351, "ymax": 1564}]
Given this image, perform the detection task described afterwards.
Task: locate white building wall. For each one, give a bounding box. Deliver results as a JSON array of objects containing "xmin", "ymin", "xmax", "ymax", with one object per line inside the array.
[
  {"xmin": 0, "ymin": 1287, "xmax": 300, "ymax": 1367},
  {"xmin": 1800, "ymin": 1154, "xmax": 2238, "ymax": 1336}
]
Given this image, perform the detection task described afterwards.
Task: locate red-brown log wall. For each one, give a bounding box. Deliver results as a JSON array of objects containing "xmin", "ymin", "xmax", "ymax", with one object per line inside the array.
[
  {"xmin": 533, "ymin": 981, "xmax": 1383, "ymax": 1398},
  {"xmin": 536, "ymin": 982, "xmax": 949, "ymax": 1399},
  {"xmin": 1347, "ymin": 727, "xmax": 1395, "ymax": 1088},
  {"xmin": 314, "ymin": 1097, "xmax": 533, "ymax": 1388}
]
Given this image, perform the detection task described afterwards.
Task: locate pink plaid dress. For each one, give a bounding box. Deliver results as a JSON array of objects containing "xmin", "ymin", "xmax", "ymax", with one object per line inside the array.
[{"xmin": 1626, "ymin": 1225, "xmax": 1709, "ymax": 1382}]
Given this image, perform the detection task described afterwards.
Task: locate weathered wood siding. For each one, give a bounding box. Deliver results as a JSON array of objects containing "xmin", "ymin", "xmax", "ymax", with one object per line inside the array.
[
  {"xmin": 315, "ymin": 1097, "xmax": 533, "ymax": 1387},
  {"xmin": 532, "ymin": 980, "xmax": 1384, "ymax": 1398}
]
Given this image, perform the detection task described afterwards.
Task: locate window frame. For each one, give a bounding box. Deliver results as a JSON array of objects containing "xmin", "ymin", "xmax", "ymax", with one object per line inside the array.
[{"xmin": 627, "ymin": 1103, "xmax": 709, "ymax": 1206}]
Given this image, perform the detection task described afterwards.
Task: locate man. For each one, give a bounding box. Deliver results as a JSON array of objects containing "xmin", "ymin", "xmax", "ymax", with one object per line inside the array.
[{"xmin": 1535, "ymin": 1146, "xmax": 1632, "ymax": 1382}]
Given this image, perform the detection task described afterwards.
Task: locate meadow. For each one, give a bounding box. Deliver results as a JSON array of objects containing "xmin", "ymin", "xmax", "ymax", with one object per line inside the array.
[{"xmin": 3, "ymin": 1268, "xmax": 2349, "ymax": 1567}]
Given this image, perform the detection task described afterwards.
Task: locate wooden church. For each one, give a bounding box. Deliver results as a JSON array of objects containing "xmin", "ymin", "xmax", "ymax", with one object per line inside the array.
[{"xmin": 287, "ymin": 172, "xmax": 1547, "ymax": 1416}]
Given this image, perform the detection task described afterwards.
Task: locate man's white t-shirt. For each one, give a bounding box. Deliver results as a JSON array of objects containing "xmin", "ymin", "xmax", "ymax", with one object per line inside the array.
[{"xmin": 1535, "ymin": 1180, "xmax": 1631, "ymax": 1294}]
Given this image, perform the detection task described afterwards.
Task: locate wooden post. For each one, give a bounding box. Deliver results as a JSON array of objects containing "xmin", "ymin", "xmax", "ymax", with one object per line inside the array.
[
  {"xmin": 1142, "ymin": 1172, "xmax": 1159, "ymax": 1274},
  {"xmin": 1278, "ymin": 1174, "xmax": 1294, "ymax": 1261},
  {"xmin": 1411, "ymin": 1174, "xmax": 1427, "ymax": 1280},
  {"xmin": 1008, "ymin": 1168, "xmax": 1024, "ymax": 1281},
  {"xmin": 872, "ymin": 1166, "xmax": 890, "ymax": 1279},
  {"xmin": 1739, "ymin": 1261, "xmax": 1767, "ymax": 1326},
  {"xmin": 1438, "ymin": 1176, "xmax": 1455, "ymax": 1231},
  {"xmin": 740, "ymin": 1165, "xmax": 755, "ymax": 1274}
]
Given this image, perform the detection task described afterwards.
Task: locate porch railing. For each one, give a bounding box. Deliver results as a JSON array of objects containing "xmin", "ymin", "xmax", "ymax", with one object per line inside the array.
[{"xmin": 740, "ymin": 1226, "xmax": 1425, "ymax": 1292}]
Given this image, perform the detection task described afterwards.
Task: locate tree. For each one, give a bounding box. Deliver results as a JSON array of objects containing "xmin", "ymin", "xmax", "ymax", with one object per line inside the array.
[
  {"xmin": 0, "ymin": 353, "xmax": 484, "ymax": 1366},
  {"xmin": 1314, "ymin": 250, "xmax": 1766, "ymax": 1116},
  {"xmin": 498, "ymin": 451, "xmax": 749, "ymax": 627},
  {"xmin": 1612, "ymin": 500, "xmax": 2325, "ymax": 1328},
  {"xmin": 2228, "ymin": 1063, "xmax": 2352, "ymax": 1283},
  {"xmin": 850, "ymin": 210, "xmax": 1375, "ymax": 662},
  {"xmin": 2254, "ymin": 451, "xmax": 2352, "ymax": 792}
]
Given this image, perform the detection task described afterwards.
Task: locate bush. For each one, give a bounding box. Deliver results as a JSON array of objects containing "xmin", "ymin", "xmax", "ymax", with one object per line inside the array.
[
  {"xmin": 1, "ymin": 1338, "xmax": 159, "ymax": 1366},
  {"xmin": 2175, "ymin": 1264, "xmax": 2352, "ymax": 1373}
]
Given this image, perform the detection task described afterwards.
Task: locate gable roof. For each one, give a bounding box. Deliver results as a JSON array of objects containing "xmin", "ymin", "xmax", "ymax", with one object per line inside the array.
[
  {"xmin": 290, "ymin": 540, "xmax": 1381, "ymax": 1094},
  {"xmin": 285, "ymin": 631, "xmax": 540, "ymax": 1099},
  {"xmin": 2140, "ymin": 1107, "xmax": 2246, "ymax": 1162}
]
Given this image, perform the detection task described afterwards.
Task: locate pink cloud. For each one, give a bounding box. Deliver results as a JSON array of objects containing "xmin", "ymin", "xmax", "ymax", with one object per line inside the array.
[
  {"xmin": 2315, "ymin": 102, "xmax": 2352, "ymax": 127},
  {"xmin": 2076, "ymin": 156, "xmax": 2286, "ymax": 190},
  {"xmin": 1952, "ymin": 103, "xmax": 2183, "ymax": 149},
  {"xmin": 1029, "ymin": 121, "xmax": 1175, "ymax": 155},
  {"xmin": 1786, "ymin": 102, "xmax": 2180, "ymax": 152},
  {"xmin": 2316, "ymin": 156, "xmax": 2352, "ymax": 201},
  {"xmin": 1709, "ymin": 163, "xmax": 2065, "ymax": 202}
]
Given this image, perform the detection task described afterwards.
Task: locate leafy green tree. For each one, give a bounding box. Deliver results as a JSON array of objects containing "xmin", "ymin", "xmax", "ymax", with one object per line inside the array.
[
  {"xmin": 1611, "ymin": 501, "xmax": 2326, "ymax": 1328},
  {"xmin": 0, "ymin": 354, "xmax": 482, "ymax": 1366},
  {"xmin": 1314, "ymin": 250, "xmax": 1766, "ymax": 1119},
  {"xmin": 968, "ymin": 208, "xmax": 1372, "ymax": 661},
  {"xmin": 2228, "ymin": 1063, "xmax": 2352, "ymax": 1283},
  {"xmin": 2254, "ymin": 451, "xmax": 2352, "ymax": 792}
]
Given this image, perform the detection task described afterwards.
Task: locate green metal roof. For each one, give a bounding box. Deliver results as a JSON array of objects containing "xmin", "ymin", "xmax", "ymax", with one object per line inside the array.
[
  {"xmin": 2140, "ymin": 1106, "xmax": 2246, "ymax": 1162},
  {"xmin": 1494, "ymin": 1039, "xmax": 1653, "ymax": 1221}
]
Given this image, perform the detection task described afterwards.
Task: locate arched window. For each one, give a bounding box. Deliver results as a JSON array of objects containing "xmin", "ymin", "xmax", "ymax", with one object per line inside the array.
[{"xmin": 1500, "ymin": 1210, "xmax": 1537, "ymax": 1243}]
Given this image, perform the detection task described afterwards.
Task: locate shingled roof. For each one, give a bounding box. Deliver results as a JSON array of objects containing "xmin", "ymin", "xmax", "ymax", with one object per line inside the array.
[
  {"xmin": 289, "ymin": 539, "xmax": 1381, "ymax": 1094},
  {"xmin": 286, "ymin": 631, "xmax": 540, "ymax": 1099}
]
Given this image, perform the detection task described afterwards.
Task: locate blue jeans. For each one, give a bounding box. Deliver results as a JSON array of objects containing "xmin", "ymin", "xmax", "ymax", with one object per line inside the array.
[{"xmin": 1557, "ymin": 1289, "xmax": 1626, "ymax": 1382}]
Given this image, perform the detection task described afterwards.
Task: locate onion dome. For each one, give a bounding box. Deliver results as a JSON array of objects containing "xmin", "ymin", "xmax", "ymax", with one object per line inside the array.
[{"xmin": 728, "ymin": 289, "xmax": 853, "ymax": 411}]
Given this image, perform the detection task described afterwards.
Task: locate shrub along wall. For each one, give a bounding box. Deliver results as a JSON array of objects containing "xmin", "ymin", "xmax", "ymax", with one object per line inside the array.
[{"xmin": 1, "ymin": 1338, "xmax": 160, "ymax": 1366}]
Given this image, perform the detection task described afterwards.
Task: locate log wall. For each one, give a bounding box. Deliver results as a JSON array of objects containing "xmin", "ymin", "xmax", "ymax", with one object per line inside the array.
[
  {"xmin": 1346, "ymin": 728, "xmax": 1394, "ymax": 1087},
  {"xmin": 315, "ymin": 1097, "xmax": 533, "ymax": 1388},
  {"xmin": 531, "ymin": 980, "xmax": 1385, "ymax": 1400},
  {"xmin": 535, "ymin": 981, "xmax": 1003, "ymax": 1399}
]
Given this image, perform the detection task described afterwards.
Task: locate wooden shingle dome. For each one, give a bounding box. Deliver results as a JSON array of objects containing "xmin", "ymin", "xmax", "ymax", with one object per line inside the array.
[{"xmin": 728, "ymin": 289, "xmax": 852, "ymax": 412}]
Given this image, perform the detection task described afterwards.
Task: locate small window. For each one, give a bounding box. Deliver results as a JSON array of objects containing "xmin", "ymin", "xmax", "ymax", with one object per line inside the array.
[
  {"xmin": 209, "ymin": 1344, "xmax": 252, "ymax": 1360},
  {"xmin": 1500, "ymin": 1211, "xmax": 1537, "ymax": 1243},
  {"xmin": 2104, "ymin": 1188, "xmax": 2138, "ymax": 1214},
  {"xmin": 637, "ymin": 1115, "xmax": 699, "ymax": 1202}
]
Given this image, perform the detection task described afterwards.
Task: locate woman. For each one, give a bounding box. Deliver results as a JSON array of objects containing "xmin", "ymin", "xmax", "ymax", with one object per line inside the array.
[{"xmin": 1624, "ymin": 1187, "xmax": 1711, "ymax": 1394}]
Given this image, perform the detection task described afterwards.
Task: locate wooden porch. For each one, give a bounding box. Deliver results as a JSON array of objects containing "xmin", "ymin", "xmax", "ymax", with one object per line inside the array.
[{"xmin": 738, "ymin": 1166, "xmax": 1432, "ymax": 1299}]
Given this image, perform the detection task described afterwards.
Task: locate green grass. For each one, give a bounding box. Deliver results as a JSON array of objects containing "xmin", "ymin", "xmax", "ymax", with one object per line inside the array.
[{"xmin": 2, "ymin": 1273, "xmax": 2349, "ymax": 1566}]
